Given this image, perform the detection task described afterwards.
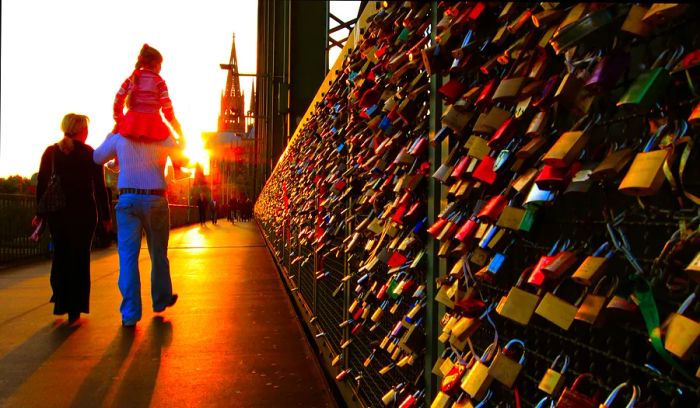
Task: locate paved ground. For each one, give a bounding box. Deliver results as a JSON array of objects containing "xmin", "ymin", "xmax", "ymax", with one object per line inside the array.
[{"xmin": 0, "ymin": 220, "xmax": 337, "ymax": 408}]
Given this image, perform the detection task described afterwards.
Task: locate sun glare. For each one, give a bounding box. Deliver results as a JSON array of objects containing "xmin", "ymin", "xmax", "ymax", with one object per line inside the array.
[{"xmin": 182, "ymin": 129, "xmax": 211, "ymax": 176}]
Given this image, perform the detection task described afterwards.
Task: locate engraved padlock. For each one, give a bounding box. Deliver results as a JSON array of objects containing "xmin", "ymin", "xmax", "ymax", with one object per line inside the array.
[
  {"xmin": 662, "ymin": 292, "xmax": 700, "ymax": 360},
  {"xmin": 488, "ymin": 339, "xmax": 526, "ymax": 388},
  {"xmin": 599, "ymin": 381, "xmax": 640, "ymax": 408},
  {"xmin": 572, "ymin": 242, "xmax": 614, "ymax": 286},
  {"xmin": 538, "ymin": 353, "xmax": 570, "ymax": 395}
]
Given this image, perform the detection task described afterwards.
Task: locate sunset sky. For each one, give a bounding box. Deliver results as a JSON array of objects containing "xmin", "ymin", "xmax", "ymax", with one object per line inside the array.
[
  {"xmin": 1, "ymin": 0, "xmax": 258, "ymax": 178},
  {"xmin": 0, "ymin": 0, "xmax": 359, "ymax": 179}
]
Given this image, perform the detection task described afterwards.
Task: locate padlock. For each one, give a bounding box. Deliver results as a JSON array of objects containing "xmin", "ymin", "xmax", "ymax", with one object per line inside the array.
[
  {"xmin": 460, "ymin": 343, "xmax": 496, "ymax": 400},
  {"xmin": 541, "ymin": 243, "xmax": 581, "ymax": 279},
  {"xmin": 535, "ymin": 278, "xmax": 588, "ymax": 330},
  {"xmin": 496, "ymin": 267, "xmax": 541, "ymax": 325},
  {"xmin": 441, "ymin": 355, "xmax": 471, "ymax": 394},
  {"xmin": 617, "ymin": 47, "xmax": 685, "ymax": 110},
  {"xmin": 685, "ymin": 96, "xmax": 700, "ymax": 124},
  {"xmin": 542, "ymin": 129, "xmax": 590, "ymax": 169},
  {"xmin": 620, "ymin": 4, "xmax": 652, "ymax": 38},
  {"xmin": 488, "ymin": 117, "xmax": 519, "ymax": 150},
  {"xmin": 535, "ymin": 396, "xmax": 555, "ymax": 408},
  {"xmin": 472, "ymin": 106, "xmax": 511, "ymax": 135},
  {"xmin": 538, "ymin": 353, "xmax": 570, "ymax": 395},
  {"xmin": 642, "ymin": 3, "xmax": 689, "ymax": 28},
  {"xmin": 663, "ymin": 292, "xmax": 700, "ymax": 360},
  {"xmin": 590, "ymin": 146, "xmax": 636, "ymax": 181},
  {"xmin": 599, "ymin": 381, "xmax": 640, "ymax": 408},
  {"xmin": 556, "ymin": 374, "xmax": 601, "ymax": 408},
  {"xmin": 431, "ymin": 391, "xmax": 452, "ymax": 408},
  {"xmin": 619, "ymin": 124, "xmax": 670, "ymax": 197},
  {"xmin": 471, "ymin": 155, "xmax": 498, "ymax": 185},
  {"xmin": 442, "ymin": 105, "xmax": 474, "ymax": 133},
  {"xmin": 528, "ymin": 239, "xmax": 563, "ymax": 287},
  {"xmin": 585, "ymin": 52, "xmax": 630, "ymax": 92},
  {"xmin": 476, "ymin": 193, "xmax": 507, "ymax": 224},
  {"xmin": 686, "ymin": 252, "xmax": 700, "ymax": 283},
  {"xmin": 488, "ymin": 339, "xmax": 526, "ymax": 388},
  {"xmin": 549, "ymin": 5, "xmax": 626, "ymax": 55},
  {"xmin": 572, "ymin": 242, "xmax": 614, "ymax": 285},
  {"xmin": 576, "ymin": 274, "xmax": 620, "ymax": 326}
]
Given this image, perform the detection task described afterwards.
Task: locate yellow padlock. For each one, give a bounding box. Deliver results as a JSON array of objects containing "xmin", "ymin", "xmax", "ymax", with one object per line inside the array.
[
  {"xmin": 535, "ymin": 279, "xmax": 588, "ymax": 330},
  {"xmin": 460, "ymin": 343, "xmax": 496, "ymax": 400},
  {"xmin": 684, "ymin": 252, "xmax": 700, "ymax": 283},
  {"xmin": 576, "ymin": 276, "xmax": 619, "ymax": 326},
  {"xmin": 663, "ymin": 293, "xmax": 700, "ymax": 360},
  {"xmin": 538, "ymin": 353, "xmax": 570, "ymax": 395},
  {"xmin": 431, "ymin": 391, "xmax": 452, "ymax": 408},
  {"xmin": 496, "ymin": 267, "xmax": 541, "ymax": 325},
  {"xmin": 488, "ymin": 339, "xmax": 526, "ymax": 388}
]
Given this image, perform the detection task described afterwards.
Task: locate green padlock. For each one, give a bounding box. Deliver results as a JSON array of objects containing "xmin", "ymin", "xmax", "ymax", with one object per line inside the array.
[{"xmin": 617, "ymin": 47, "xmax": 685, "ymax": 110}]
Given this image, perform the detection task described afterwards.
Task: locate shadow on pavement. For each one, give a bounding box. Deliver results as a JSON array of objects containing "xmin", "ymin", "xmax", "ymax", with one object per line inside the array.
[
  {"xmin": 68, "ymin": 327, "xmax": 136, "ymax": 408},
  {"xmin": 0, "ymin": 322, "xmax": 78, "ymax": 402},
  {"xmin": 110, "ymin": 316, "xmax": 173, "ymax": 407}
]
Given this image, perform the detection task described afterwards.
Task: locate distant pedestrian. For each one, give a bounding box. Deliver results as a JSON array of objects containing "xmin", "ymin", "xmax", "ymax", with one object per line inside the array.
[
  {"xmin": 197, "ymin": 192, "xmax": 209, "ymax": 227},
  {"xmin": 210, "ymin": 199, "xmax": 218, "ymax": 225},
  {"xmin": 94, "ymin": 127, "xmax": 179, "ymax": 328},
  {"xmin": 34, "ymin": 113, "xmax": 112, "ymax": 325}
]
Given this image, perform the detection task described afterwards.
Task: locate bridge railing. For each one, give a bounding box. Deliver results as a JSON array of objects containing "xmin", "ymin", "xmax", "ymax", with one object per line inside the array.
[{"xmin": 0, "ymin": 194, "xmax": 198, "ymax": 267}]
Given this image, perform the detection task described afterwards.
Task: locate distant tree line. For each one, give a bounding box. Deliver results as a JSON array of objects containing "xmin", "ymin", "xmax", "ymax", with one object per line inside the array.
[{"xmin": 0, "ymin": 174, "xmax": 37, "ymax": 195}]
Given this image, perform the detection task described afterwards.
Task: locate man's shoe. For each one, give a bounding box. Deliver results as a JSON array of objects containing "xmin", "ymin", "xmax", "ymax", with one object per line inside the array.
[
  {"xmin": 122, "ymin": 320, "xmax": 137, "ymax": 327},
  {"xmin": 154, "ymin": 294, "xmax": 178, "ymax": 313}
]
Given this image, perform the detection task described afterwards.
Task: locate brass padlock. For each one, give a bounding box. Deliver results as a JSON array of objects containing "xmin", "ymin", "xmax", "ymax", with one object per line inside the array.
[
  {"xmin": 599, "ymin": 381, "xmax": 640, "ymax": 408},
  {"xmin": 460, "ymin": 343, "xmax": 496, "ymax": 400},
  {"xmin": 535, "ymin": 279, "xmax": 588, "ymax": 330},
  {"xmin": 496, "ymin": 268, "xmax": 541, "ymax": 325},
  {"xmin": 620, "ymin": 4, "xmax": 652, "ymax": 37},
  {"xmin": 556, "ymin": 373, "xmax": 601, "ymax": 408},
  {"xmin": 431, "ymin": 391, "xmax": 452, "ymax": 408},
  {"xmin": 572, "ymin": 242, "xmax": 614, "ymax": 286},
  {"xmin": 472, "ymin": 106, "xmax": 510, "ymax": 135},
  {"xmin": 663, "ymin": 292, "xmax": 700, "ymax": 360},
  {"xmin": 618, "ymin": 124, "xmax": 670, "ymax": 197},
  {"xmin": 538, "ymin": 353, "xmax": 570, "ymax": 395},
  {"xmin": 576, "ymin": 275, "xmax": 619, "ymax": 326},
  {"xmin": 590, "ymin": 145, "xmax": 636, "ymax": 181},
  {"xmin": 488, "ymin": 339, "xmax": 526, "ymax": 388}
]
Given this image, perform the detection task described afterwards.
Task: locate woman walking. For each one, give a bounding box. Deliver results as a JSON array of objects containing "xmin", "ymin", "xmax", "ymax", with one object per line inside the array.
[{"xmin": 34, "ymin": 113, "xmax": 112, "ymax": 324}]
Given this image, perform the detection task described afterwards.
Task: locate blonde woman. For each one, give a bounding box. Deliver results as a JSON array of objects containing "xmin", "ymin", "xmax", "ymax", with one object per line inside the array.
[{"xmin": 34, "ymin": 113, "xmax": 111, "ymax": 324}]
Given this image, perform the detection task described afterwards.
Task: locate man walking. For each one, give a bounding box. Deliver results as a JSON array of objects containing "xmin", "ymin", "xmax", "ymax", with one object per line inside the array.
[
  {"xmin": 196, "ymin": 192, "xmax": 208, "ymax": 227},
  {"xmin": 94, "ymin": 133, "xmax": 178, "ymax": 327}
]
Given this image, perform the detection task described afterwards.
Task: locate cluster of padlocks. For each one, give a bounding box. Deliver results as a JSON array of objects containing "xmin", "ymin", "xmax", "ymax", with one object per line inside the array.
[{"xmin": 256, "ymin": 2, "xmax": 700, "ymax": 407}]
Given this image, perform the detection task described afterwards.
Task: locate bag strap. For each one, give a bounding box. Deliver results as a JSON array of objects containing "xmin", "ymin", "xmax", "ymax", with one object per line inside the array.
[{"xmin": 51, "ymin": 144, "xmax": 58, "ymax": 176}]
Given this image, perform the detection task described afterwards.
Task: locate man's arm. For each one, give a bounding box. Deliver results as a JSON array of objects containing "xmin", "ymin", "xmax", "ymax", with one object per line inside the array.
[{"xmin": 93, "ymin": 133, "xmax": 118, "ymax": 165}]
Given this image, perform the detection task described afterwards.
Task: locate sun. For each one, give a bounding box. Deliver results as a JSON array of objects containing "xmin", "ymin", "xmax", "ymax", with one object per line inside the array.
[{"xmin": 181, "ymin": 128, "xmax": 211, "ymax": 175}]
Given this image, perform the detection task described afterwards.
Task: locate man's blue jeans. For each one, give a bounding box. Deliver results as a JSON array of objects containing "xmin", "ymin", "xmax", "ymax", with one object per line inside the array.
[{"xmin": 115, "ymin": 194, "xmax": 172, "ymax": 323}]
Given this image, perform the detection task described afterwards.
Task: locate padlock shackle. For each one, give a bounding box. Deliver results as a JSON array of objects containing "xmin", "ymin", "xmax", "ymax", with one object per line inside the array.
[
  {"xmin": 503, "ymin": 339, "xmax": 526, "ymax": 364},
  {"xmin": 535, "ymin": 396, "xmax": 555, "ymax": 408},
  {"xmin": 474, "ymin": 389, "xmax": 493, "ymax": 408},
  {"xmin": 677, "ymin": 292, "xmax": 696, "ymax": 315},
  {"xmin": 592, "ymin": 241, "xmax": 609, "ymax": 257},
  {"xmin": 603, "ymin": 381, "xmax": 640, "ymax": 408},
  {"xmin": 592, "ymin": 275, "xmax": 620, "ymax": 297},
  {"xmin": 551, "ymin": 353, "xmax": 570, "ymax": 372},
  {"xmin": 571, "ymin": 373, "xmax": 600, "ymax": 392}
]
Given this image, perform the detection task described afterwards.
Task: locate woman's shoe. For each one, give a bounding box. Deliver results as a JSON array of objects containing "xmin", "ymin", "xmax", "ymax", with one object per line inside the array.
[{"xmin": 68, "ymin": 312, "xmax": 80, "ymax": 324}]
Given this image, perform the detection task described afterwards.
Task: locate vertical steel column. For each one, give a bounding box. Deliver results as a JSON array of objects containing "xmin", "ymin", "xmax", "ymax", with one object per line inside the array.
[{"xmin": 424, "ymin": 1, "xmax": 444, "ymax": 402}]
